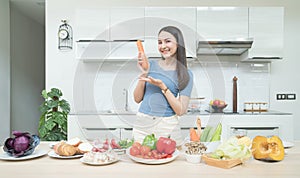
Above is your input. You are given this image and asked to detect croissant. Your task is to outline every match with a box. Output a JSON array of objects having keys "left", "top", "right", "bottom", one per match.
[{"left": 56, "top": 143, "right": 77, "bottom": 156}]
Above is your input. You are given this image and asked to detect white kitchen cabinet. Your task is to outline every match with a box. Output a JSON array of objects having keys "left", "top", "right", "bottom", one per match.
[
  {"left": 248, "top": 7, "right": 284, "bottom": 58},
  {"left": 68, "top": 114, "right": 134, "bottom": 140},
  {"left": 145, "top": 7, "right": 197, "bottom": 58},
  {"left": 75, "top": 8, "right": 144, "bottom": 41},
  {"left": 75, "top": 8, "right": 110, "bottom": 41},
  {"left": 75, "top": 8, "right": 144, "bottom": 61},
  {"left": 110, "top": 7, "right": 145, "bottom": 41},
  {"left": 196, "top": 7, "right": 248, "bottom": 40},
  {"left": 180, "top": 113, "right": 294, "bottom": 141}
]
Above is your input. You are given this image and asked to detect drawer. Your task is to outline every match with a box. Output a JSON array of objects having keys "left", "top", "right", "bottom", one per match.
[
  {"left": 229, "top": 127, "right": 279, "bottom": 139},
  {"left": 81, "top": 128, "right": 120, "bottom": 141}
]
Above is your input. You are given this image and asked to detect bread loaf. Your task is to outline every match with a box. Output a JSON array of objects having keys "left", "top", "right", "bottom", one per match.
[
  {"left": 56, "top": 143, "right": 77, "bottom": 156},
  {"left": 77, "top": 142, "right": 93, "bottom": 154},
  {"left": 53, "top": 141, "right": 65, "bottom": 154},
  {"left": 66, "top": 137, "right": 82, "bottom": 147}
]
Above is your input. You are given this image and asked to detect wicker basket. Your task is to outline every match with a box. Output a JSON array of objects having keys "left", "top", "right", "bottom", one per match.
[{"left": 202, "top": 154, "right": 243, "bottom": 169}]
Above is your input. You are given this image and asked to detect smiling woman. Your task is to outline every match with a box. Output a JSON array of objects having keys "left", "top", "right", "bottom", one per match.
[{"left": 132, "top": 26, "right": 194, "bottom": 146}]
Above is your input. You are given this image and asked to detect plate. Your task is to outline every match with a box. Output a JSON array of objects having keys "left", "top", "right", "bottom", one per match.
[
  {"left": 48, "top": 150, "right": 83, "bottom": 159},
  {"left": 48, "top": 142, "right": 59, "bottom": 149},
  {"left": 0, "top": 149, "right": 48, "bottom": 161},
  {"left": 126, "top": 148, "right": 179, "bottom": 164},
  {"left": 283, "top": 141, "right": 294, "bottom": 148},
  {"left": 113, "top": 148, "right": 126, "bottom": 155},
  {"left": 80, "top": 157, "right": 119, "bottom": 166}
]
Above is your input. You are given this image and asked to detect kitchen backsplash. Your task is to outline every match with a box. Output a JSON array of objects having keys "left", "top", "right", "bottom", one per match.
[{"left": 77, "top": 55, "right": 270, "bottom": 113}]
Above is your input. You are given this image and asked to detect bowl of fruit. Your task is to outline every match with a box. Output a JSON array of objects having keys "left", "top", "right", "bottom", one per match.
[{"left": 209, "top": 99, "right": 227, "bottom": 113}]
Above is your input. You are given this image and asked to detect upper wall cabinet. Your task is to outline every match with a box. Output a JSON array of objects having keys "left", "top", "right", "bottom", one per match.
[
  {"left": 110, "top": 8, "right": 145, "bottom": 41},
  {"left": 75, "top": 8, "right": 145, "bottom": 61},
  {"left": 144, "top": 7, "right": 197, "bottom": 58},
  {"left": 197, "top": 7, "right": 249, "bottom": 40},
  {"left": 75, "top": 8, "right": 110, "bottom": 40},
  {"left": 75, "top": 8, "right": 145, "bottom": 41},
  {"left": 248, "top": 7, "right": 284, "bottom": 58}
]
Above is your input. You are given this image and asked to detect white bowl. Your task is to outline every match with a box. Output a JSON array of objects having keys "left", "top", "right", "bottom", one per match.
[
  {"left": 203, "top": 141, "right": 221, "bottom": 153},
  {"left": 184, "top": 152, "right": 202, "bottom": 164}
]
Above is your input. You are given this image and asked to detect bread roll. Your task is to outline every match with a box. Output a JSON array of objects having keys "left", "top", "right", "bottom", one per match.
[
  {"left": 57, "top": 143, "right": 77, "bottom": 156},
  {"left": 53, "top": 141, "right": 65, "bottom": 154},
  {"left": 77, "top": 142, "right": 93, "bottom": 154},
  {"left": 66, "top": 137, "right": 82, "bottom": 147}
]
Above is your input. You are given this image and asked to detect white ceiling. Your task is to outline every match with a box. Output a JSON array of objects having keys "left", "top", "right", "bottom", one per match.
[{"left": 10, "top": 0, "right": 45, "bottom": 25}]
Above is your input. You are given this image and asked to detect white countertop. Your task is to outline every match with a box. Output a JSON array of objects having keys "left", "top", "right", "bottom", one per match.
[{"left": 1, "top": 141, "right": 300, "bottom": 178}]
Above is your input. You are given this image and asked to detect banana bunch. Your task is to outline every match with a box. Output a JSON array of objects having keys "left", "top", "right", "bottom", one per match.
[{"left": 200, "top": 123, "right": 222, "bottom": 142}]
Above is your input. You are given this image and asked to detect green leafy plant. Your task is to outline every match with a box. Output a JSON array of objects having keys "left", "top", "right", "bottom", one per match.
[{"left": 38, "top": 88, "right": 70, "bottom": 141}]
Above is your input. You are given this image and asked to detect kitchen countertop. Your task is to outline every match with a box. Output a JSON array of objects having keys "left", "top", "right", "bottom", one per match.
[
  {"left": 1, "top": 141, "right": 299, "bottom": 178},
  {"left": 70, "top": 110, "right": 292, "bottom": 116}
]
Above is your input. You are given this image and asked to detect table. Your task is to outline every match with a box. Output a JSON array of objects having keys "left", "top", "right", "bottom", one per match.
[{"left": 1, "top": 142, "right": 300, "bottom": 178}]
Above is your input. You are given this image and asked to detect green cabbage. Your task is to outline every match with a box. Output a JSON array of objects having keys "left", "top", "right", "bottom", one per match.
[{"left": 210, "top": 137, "right": 251, "bottom": 160}]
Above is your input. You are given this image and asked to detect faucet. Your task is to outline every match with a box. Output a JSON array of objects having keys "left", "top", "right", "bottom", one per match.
[{"left": 123, "top": 88, "right": 129, "bottom": 111}]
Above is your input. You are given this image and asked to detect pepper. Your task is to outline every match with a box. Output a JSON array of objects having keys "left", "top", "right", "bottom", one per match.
[
  {"left": 142, "top": 134, "right": 157, "bottom": 150},
  {"left": 156, "top": 137, "right": 176, "bottom": 154}
]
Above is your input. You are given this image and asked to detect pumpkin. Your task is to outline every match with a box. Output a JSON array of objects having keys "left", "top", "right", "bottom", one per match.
[{"left": 251, "top": 135, "right": 285, "bottom": 161}]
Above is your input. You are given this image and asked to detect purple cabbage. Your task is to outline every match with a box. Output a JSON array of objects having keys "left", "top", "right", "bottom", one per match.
[{"left": 3, "top": 131, "right": 40, "bottom": 157}]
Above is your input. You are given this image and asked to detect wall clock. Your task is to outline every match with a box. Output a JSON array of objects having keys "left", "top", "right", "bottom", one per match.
[{"left": 58, "top": 20, "right": 73, "bottom": 50}]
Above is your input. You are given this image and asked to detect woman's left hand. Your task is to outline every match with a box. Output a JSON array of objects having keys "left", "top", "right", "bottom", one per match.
[{"left": 139, "top": 76, "right": 166, "bottom": 89}]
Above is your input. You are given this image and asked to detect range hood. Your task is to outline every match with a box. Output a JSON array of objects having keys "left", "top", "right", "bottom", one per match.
[{"left": 197, "top": 38, "right": 253, "bottom": 55}]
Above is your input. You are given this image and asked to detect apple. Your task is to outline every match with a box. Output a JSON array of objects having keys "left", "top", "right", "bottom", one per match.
[
  {"left": 213, "top": 99, "right": 220, "bottom": 106},
  {"left": 219, "top": 100, "right": 226, "bottom": 107}
]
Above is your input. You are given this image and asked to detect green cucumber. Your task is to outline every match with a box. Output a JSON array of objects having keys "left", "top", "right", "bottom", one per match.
[
  {"left": 211, "top": 123, "right": 222, "bottom": 142},
  {"left": 200, "top": 126, "right": 213, "bottom": 142}
]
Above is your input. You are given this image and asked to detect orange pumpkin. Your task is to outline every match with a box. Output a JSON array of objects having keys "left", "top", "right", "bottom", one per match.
[{"left": 251, "top": 135, "right": 285, "bottom": 161}]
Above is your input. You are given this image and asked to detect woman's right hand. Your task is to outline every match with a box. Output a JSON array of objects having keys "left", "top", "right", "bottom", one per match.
[{"left": 137, "top": 52, "right": 149, "bottom": 72}]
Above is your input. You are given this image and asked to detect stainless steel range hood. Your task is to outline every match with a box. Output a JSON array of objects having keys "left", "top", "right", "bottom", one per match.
[{"left": 197, "top": 38, "right": 253, "bottom": 55}]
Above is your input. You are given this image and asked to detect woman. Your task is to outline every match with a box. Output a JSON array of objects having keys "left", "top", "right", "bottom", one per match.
[{"left": 132, "top": 26, "right": 193, "bottom": 146}]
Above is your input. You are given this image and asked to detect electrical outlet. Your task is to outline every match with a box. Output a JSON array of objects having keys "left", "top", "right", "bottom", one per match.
[
  {"left": 286, "top": 94, "right": 296, "bottom": 100},
  {"left": 276, "top": 93, "right": 296, "bottom": 100},
  {"left": 276, "top": 94, "right": 286, "bottom": 100}
]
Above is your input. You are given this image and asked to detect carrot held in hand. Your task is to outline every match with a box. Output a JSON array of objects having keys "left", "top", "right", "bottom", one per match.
[
  {"left": 136, "top": 40, "right": 144, "bottom": 53},
  {"left": 136, "top": 40, "right": 149, "bottom": 70}
]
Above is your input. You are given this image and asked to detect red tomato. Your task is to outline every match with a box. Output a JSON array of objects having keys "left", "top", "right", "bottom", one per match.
[
  {"left": 130, "top": 146, "right": 140, "bottom": 156},
  {"left": 140, "top": 145, "right": 151, "bottom": 156},
  {"left": 132, "top": 142, "right": 142, "bottom": 149}
]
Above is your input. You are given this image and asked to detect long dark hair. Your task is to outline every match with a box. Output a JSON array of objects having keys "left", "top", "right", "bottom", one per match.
[{"left": 159, "top": 26, "right": 189, "bottom": 91}]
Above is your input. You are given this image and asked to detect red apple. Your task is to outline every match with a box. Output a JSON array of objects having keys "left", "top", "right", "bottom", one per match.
[
  {"left": 213, "top": 100, "right": 220, "bottom": 106},
  {"left": 219, "top": 100, "right": 226, "bottom": 107}
]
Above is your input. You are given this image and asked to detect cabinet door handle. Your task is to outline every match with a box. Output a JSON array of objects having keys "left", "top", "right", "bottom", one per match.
[
  {"left": 181, "top": 127, "right": 204, "bottom": 130},
  {"left": 123, "top": 128, "right": 133, "bottom": 131},
  {"left": 84, "top": 128, "right": 118, "bottom": 131}
]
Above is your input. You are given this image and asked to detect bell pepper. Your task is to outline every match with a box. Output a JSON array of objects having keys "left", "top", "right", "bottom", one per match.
[
  {"left": 142, "top": 134, "right": 157, "bottom": 150},
  {"left": 156, "top": 137, "right": 176, "bottom": 154}
]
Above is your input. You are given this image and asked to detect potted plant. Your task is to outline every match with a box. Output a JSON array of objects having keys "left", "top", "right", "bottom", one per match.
[{"left": 38, "top": 88, "right": 70, "bottom": 141}]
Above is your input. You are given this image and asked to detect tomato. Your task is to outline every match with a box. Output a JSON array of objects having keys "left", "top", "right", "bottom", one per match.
[
  {"left": 132, "top": 142, "right": 142, "bottom": 149},
  {"left": 151, "top": 150, "right": 159, "bottom": 159},
  {"left": 140, "top": 145, "right": 151, "bottom": 156},
  {"left": 130, "top": 146, "right": 140, "bottom": 156}
]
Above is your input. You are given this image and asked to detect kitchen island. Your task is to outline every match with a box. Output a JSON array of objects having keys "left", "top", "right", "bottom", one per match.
[{"left": 1, "top": 142, "right": 299, "bottom": 178}]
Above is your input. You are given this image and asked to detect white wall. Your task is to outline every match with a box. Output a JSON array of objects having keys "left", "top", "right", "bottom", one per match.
[
  {"left": 46, "top": 0, "right": 300, "bottom": 140},
  {"left": 0, "top": 0, "right": 10, "bottom": 143},
  {"left": 10, "top": 4, "right": 45, "bottom": 135}
]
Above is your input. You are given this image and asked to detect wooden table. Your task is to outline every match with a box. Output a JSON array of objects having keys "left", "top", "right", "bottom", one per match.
[{"left": 1, "top": 142, "right": 300, "bottom": 178}]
